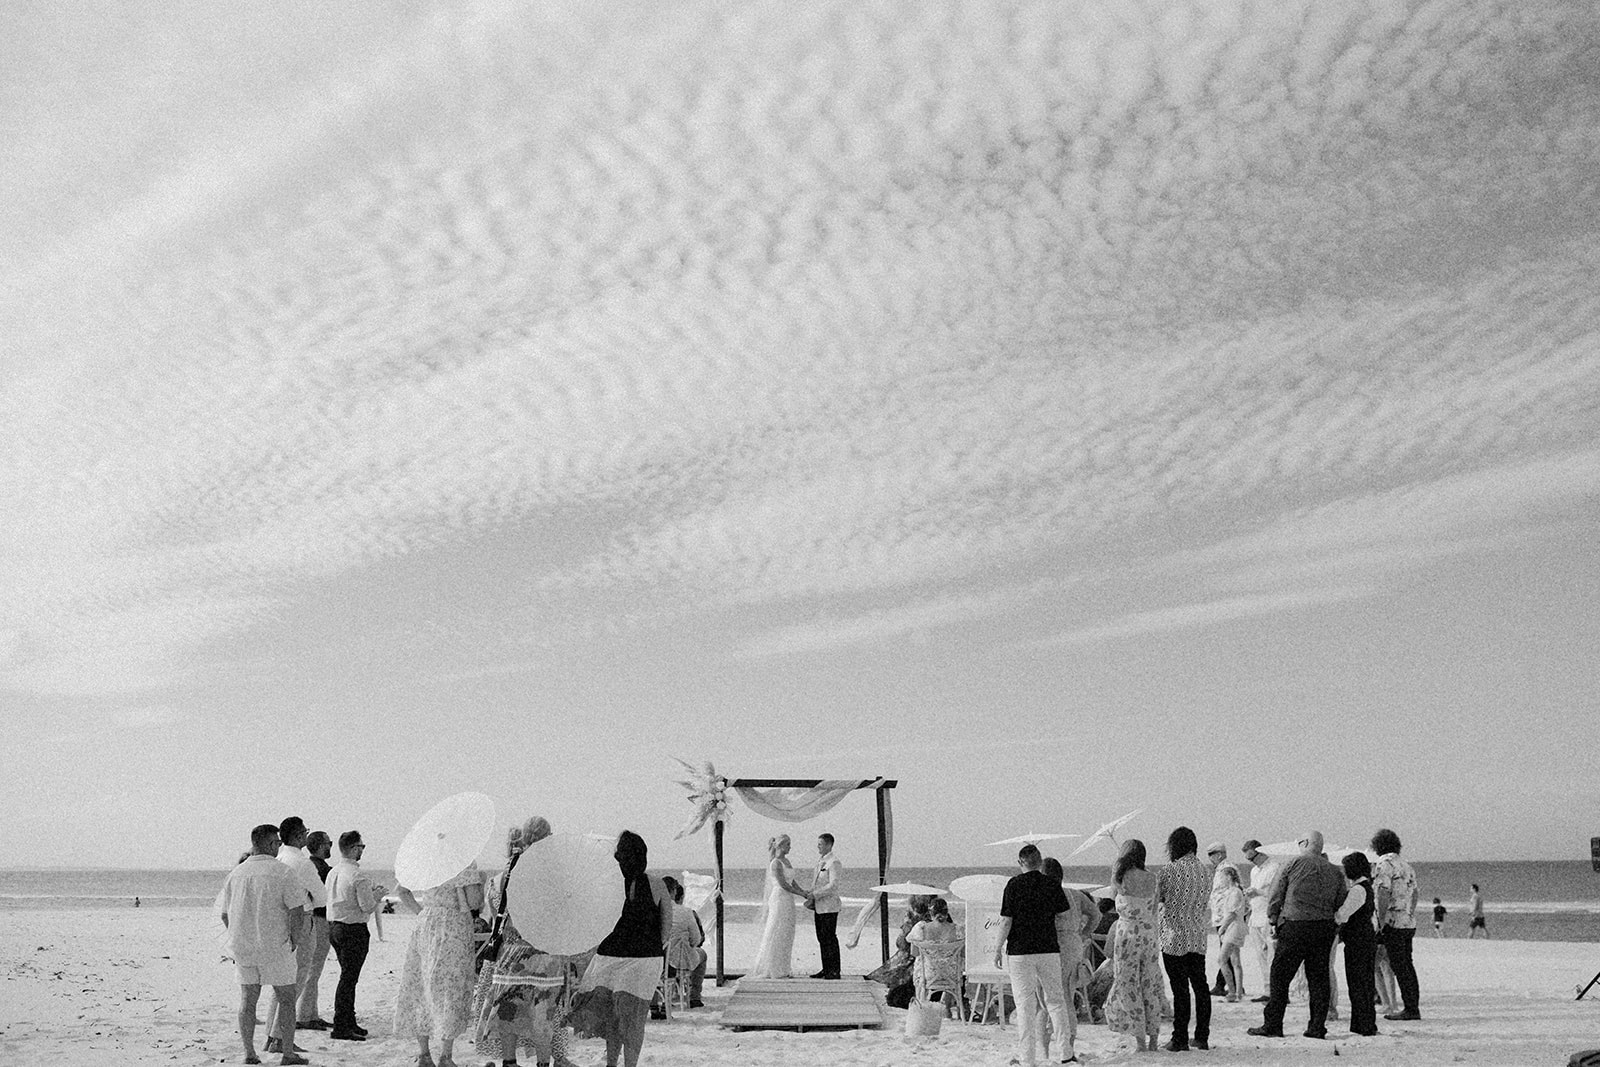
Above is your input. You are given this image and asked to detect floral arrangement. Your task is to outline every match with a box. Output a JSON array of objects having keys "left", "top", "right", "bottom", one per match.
[{"left": 672, "top": 758, "right": 732, "bottom": 839}]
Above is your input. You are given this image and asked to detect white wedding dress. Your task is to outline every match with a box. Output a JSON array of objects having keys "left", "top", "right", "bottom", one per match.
[{"left": 747, "top": 858, "right": 797, "bottom": 979}]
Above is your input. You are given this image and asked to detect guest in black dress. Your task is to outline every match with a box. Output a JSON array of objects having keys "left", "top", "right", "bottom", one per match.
[{"left": 1339, "top": 852, "right": 1379, "bottom": 1037}]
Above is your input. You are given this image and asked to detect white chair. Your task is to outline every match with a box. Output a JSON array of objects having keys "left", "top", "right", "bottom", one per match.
[
  {"left": 912, "top": 939, "right": 966, "bottom": 1018},
  {"left": 661, "top": 934, "right": 700, "bottom": 1016}
]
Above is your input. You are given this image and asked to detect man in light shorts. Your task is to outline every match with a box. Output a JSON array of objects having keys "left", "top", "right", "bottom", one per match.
[{"left": 219, "top": 823, "right": 310, "bottom": 1066}]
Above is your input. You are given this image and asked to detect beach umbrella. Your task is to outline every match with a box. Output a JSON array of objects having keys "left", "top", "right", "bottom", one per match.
[
  {"left": 1067, "top": 808, "right": 1143, "bottom": 858},
  {"left": 870, "top": 881, "right": 946, "bottom": 896},
  {"left": 506, "top": 831, "right": 625, "bottom": 956},
  {"left": 985, "top": 831, "right": 1082, "bottom": 847},
  {"left": 1257, "top": 839, "right": 1365, "bottom": 860},
  {"left": 948, "top": 873, "right": 1012, "bottom": 903},
  {"left": 393, "top": 791, "right": 497, "bottom": 892}
]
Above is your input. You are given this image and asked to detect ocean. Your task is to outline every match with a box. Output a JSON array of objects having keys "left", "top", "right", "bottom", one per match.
[{"left": 4, "top": 861, "right": 1596, "bottom": 943}]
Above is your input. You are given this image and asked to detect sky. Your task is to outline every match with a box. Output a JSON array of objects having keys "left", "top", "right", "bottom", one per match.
[{"left": 2, "top": 0, "right": 1598, "bottom": 873}]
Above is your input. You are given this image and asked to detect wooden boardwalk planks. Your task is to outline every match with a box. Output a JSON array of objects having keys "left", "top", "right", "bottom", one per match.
[{"left": 718, "top": 977, "right": 888, "bottom": 1031}]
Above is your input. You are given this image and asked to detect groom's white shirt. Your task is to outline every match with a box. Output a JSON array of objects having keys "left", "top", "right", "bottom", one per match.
[{"left": 812, "top": 851, "right": 843, "bottom": 915}]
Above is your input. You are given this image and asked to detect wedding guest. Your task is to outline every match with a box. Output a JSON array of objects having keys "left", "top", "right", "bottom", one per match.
[
  {"left": 1336, "top": 852, "right": 1379, "bottom": 1037},
  {"left": 1211, "top": 864, "right": 1248, "bottom": 1002},
  {"left": 1204, "top": 841, "right": 1230, "bottom": 995},
  {"left": 394, "top": 860, "right": 485, "bottom": 1067},
  {"left": 1248, "top": 831, "right": 1346, "bottom": 1041},
  {"left": 569, "top": 830, "right": 671, "bottom": 1067},
  {"left": 993, "top": 844, "right": 1074, "bottom": 1066},
  {"left": 1041, "top": 856, "right": 1094, "bottom": 1036},
  {"left": 265, "top": 817, "right": 325, "bottom": 1057},
  {"left": 808, "top": 833, "right": 844, "bottom": 979},
  {"left": 326, "top": 831, "right": 384, "bottom": 1041},
  {"left": 1371, "top": 828, "right": 1421, "bottom": 1021},
  {"left": 867, "top": 895, "right": 933, "bottom": 1008},
  {"left": 1241, "top": 839, "right": 1279, "bottom": 1004},
  {"left": 219, "top": 823, "right": 309, "bottom": 1066},
  {"left": 1104, "top": 839, "right": 1162, "bottom": 1053},
  {"left": 296, "top": 831, "right": 334, "bottom": 1031},
  {"left": 1155, "top": 826, "right": 1212, "bottom": 1051},
  {"left": 472, "top": 817, "right": 574, "bottom": 1067},
  {"left": 662, "top": 875, "right": 708, "bottom": 1008}
]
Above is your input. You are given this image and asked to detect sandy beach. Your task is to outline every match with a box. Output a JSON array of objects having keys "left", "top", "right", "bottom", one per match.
[{"left": 3, "top": 907, "right": 1597, "bottom": 1066}]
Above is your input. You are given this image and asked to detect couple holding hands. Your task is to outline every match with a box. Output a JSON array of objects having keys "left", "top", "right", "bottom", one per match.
[{"left": 748, "top": 832, "right": 843, "bottom": 979}]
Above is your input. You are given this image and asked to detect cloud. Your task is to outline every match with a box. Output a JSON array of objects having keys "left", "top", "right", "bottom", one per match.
[
  {"left": 2, "top": 2, "right": 1599, "bottom": 695},
  {"left": 1022, "top": 587, "right": 1371, "bottom": 649}
]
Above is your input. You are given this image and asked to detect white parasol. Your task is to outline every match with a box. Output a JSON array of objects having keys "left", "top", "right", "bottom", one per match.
[
  {"left": 984, "top": 832, "right": 1082, "bottom": 847},
  {"left": 869, "top": 882, "right": 946, "bottom": 896},
  {"left": 506, "top": 831, "right": 625, "bottom": 956},
  {"left": 393, "top": 791, "right": 497, "bottom": 892},
  {"left": 948, "top": 873, "right": 1013, "bottom": 904},
  {"left": 1258, "top": 839, "right": 1368, "bottom": 861},
  {"left": 679, "top": 870, "right": 719, "bottom": 917},
  {"left": 1067, "top": 808, "right": 1143, "bottom": 858}
]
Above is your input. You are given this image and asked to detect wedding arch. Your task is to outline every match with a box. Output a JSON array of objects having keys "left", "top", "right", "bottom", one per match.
[{"left": 673, "top": 762, "right": 899, "bottom": 984}]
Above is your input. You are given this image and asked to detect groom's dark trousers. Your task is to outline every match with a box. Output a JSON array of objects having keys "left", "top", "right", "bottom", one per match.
[{"left": 815, "top": 912, "right": 840, "bottom": 978}]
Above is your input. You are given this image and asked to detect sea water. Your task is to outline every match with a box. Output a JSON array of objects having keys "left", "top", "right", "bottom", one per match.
[{"left": 4, "top": 861, "right": 1597, "bottom": 942}]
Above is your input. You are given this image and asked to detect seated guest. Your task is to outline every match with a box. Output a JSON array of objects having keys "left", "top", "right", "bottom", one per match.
[
  {"left": 661, "top": 875, "right": 708, "bottom": 1009},
  {"left": 907, "top": 899, "right": 964, "bottom": 1013},
  {"left": 866, "top": 895, "right": 934, "bottom": 1008}
]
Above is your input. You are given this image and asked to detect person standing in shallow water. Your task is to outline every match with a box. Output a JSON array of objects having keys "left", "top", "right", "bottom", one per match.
[{"left": 1468, "top": 884, "right": 1489, "bottom": 939}]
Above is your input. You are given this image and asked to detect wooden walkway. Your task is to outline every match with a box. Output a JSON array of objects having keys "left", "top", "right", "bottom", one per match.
[{"left": 718, "top": 977, "right": 888, "bottom": 1031}]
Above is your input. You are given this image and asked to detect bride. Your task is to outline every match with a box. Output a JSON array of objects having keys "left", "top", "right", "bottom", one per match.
[{"left": 746, "top": 834, "right": 808, "bottom": 979}]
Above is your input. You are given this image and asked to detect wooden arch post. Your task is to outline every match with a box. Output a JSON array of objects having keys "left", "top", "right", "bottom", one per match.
[{"left": 712, "top": 777, "right": 898, "bottom": 986}]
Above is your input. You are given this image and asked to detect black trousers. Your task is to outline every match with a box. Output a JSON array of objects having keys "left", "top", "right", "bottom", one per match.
[
  {"left": 1378, "top": 925, "right": 1419, "bottom": 1013},
  {"left": 1343, "top": 933, "right": 1377, "bottom": 1033},
  {"left": 328, "top": 921, "right": 370, "bottom": 1032},
  {"left": 1262, "top": 920, "right": 1337, "bottom": 1036},
  {"left": 814, "top": 911, "right": 840, "bottom": 977},
  {"left": 1161, "top": 951, "right": 1211, "bottom": 1045}
]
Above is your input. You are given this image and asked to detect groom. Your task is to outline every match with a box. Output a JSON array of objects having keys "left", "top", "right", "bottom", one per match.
[{"left": 807, "top": 833, "right": 843, "bottom": 979}]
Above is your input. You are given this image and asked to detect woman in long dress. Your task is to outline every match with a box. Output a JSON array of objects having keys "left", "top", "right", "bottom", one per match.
[
  {"left": 394, "top": 863, "right": 486, "bottom": 1067},
  {"left": 1103, "top": 838, "right": 1164, "bottom": 1053},
  {"left": 746, "top": 834, "right": 807, "bottom": 979},
  {"left": 567, "top": 830, "right": 671, "bottom": 1067}
]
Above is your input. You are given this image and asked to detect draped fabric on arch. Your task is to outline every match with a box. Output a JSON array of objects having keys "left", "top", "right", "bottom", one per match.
[{"left": 733, "top": 778, "right": 893, "bottom": 862}]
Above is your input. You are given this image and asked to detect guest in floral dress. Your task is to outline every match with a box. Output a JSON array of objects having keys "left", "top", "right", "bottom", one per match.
[
  {"left": 1104, "top": 839, "right": 1164, "bottom": 1052},
  {"left": 394, "top": 863, "right": 485, "bottom": 1067},
  {"left": 472, "top": 817, "right": 578, "bottom": 1067}
]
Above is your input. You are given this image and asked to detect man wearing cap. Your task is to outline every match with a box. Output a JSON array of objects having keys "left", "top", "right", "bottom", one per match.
[
  {"left": 1247, "top": 831, "right": 1347, "bottom": 1040},
  {"left": 1241, "top": 839, "right": 1278, "bottom": 1004},
  {"left": 1204, "top": 841, "right": 1238, "bottom": 997}
]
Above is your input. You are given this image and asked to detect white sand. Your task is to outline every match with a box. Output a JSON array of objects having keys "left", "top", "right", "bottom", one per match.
[{"left": 3, "top": 908, "right": 1598, "bottom": 1066}]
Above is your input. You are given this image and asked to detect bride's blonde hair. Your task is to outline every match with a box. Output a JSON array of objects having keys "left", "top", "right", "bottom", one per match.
[{"left": 768, "top": 834, "right": 790, "bottom": 859}]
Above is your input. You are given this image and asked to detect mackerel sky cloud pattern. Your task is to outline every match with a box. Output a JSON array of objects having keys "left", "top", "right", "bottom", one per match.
[{"left": 2, "top": 1, "right": 1598, "bottom": 864}]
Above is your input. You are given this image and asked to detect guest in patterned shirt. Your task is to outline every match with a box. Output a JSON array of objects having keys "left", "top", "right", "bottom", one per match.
[
  {"left": 1154, "top": 826, "right": 1212, "bottom": 1052},
  {"left": 1371, "top": 828, "right": 1421, "bottom": 1021}
]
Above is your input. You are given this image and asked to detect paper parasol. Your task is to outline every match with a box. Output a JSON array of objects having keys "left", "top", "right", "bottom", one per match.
[
  {"left": 1258, "top": 839, "right": 1363, "bottom": 860},
  {"left": 1067, "top": 808, "right": 1143, "bottom": 858},
  {"left": 393, "top": 791, "right": 496, "bottom": 891},
  {"left": 679, "top": 870, "right": 720, "bottom": 916},
  {"left": 948, "top": 873, "right": 1012, "bottom": 904},
  {"left": 506, "top": 832, "right": 625, "bottom": 956},
  {"left": 984, "top": 832, "right": 1082, "bottom": 846},
  {"left": 869, "top": 882, "right": 946, "bottom": 896}
]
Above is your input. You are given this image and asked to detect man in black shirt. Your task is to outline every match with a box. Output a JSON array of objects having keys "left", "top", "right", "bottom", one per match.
[{"left": 994, "top": 844, "right": 1076, "bottom": 1065}]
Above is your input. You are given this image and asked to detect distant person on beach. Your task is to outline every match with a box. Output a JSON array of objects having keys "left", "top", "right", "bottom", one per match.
[
  {"left": 1371, "top": 828, "right": 1421, "bottom": 1021},
  {"left": 1242, "top": 839, "right": 1279, "bottom": 1004},
  {"left": 133, "top": 896, "right": 140, "bottom": 907},
  {"left": 807, "top": 832, "right": 844, "bottom": 979},
  {"left": 393, "top": 855, "right": 484, "bottom": 1067},
  {"left": 297, "top": 831, "right": 333, "bottom": 1031},
  {"left": 1432, "top": 898, "right": 1447, "bottom": 936},
  {"left": 1105, "top": 838, "right": 1163, "bottom": 1054},
  {"left": 994, "top": 843, "right": 1074, "bottom": 1065},
  {"left": 569, "top": 830, "right": 671, "bottom": 1067},
  {"left": 265, "top": 816, "right": 325, "bottom": 1057},
  {"left": 1336, "top": 851, "right": 1380, "bottom": 1037},
  {"left": 1156, "top": 826, "right": 1212, "bottom": 1052},
  {"left": 326, "top": 830, "right": 384, "bottom": 1042},
  {"left": 218, "top": 822, "right": 309, "bottom": 1066},
  {"left": 1468, "top": 884, "right": 1488, "bottom": 938},
  {"left": 1247, "top": 830, "right": 1346, "bottom": 1041}
]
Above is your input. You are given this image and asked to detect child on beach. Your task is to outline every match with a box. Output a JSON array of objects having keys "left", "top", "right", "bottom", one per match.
[{"left": 1432, "top": 898, "right": 1447, "bottom": 937}]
